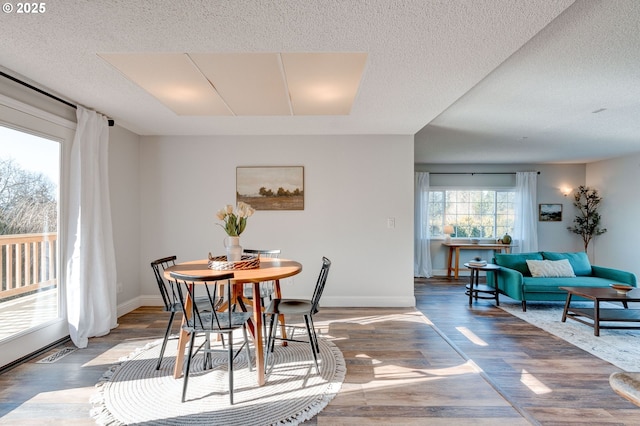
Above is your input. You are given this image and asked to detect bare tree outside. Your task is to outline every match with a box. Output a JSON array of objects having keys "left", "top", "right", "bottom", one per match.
[
  {"left": 0, "top": 157, "right": 57, "bottom": 235},
  {"left": 0, "top": 126, "right": 60, "bottom": 310}
]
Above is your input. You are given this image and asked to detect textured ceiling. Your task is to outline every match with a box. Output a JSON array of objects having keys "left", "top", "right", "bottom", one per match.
[
  {"left": 415, "top": 0, "right": 640, "bottom": 164},
  {"left": 2, "top": 0, "right": 637, "bottom": 164}
]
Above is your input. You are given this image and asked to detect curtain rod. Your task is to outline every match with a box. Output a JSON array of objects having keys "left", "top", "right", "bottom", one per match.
[
  {"left": 430, "top": 171, "right": 540, "bottom": 175},
  {"left": 0, "top": 71, "right": 114, "bottom": 127}
]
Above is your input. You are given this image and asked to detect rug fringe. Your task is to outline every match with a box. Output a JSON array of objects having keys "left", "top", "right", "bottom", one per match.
[
  {"left": 90, "top": 339, "right": 164, "bottom": 426},
  {"left": 90, "top": 337, "right": 345, "bottom": 425},
  {"left": 269, "top": 339, "right": 347, "bottom": 425}
]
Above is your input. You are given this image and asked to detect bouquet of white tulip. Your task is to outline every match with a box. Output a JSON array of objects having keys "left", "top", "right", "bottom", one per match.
[{"left": 216, "top": 201, "right": 255, "bottom": 236}]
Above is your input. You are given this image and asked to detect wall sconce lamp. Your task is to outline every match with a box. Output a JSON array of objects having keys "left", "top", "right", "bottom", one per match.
[
  {"left": 560, "top": 186, "right": 573, "bottom": 197},
  {"left": 443, "top": 224, "right": 455, "bottom": 243}
]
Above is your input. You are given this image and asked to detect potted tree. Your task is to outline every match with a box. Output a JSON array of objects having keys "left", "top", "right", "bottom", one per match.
[{"left": 567, "top": 185, "right": 607, "bottom": 252}]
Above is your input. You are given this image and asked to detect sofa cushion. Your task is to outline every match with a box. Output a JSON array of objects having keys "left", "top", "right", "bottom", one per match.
[
  {"left": 495, "top": 252, "right": 543, "bottom": 276},
  {"left": 526, "top": 259, "right": 576, "bottom": 278},
  {"left": 522, "top": 276, "right": 620, "bottom": 292},
  {"left": 541, "top": 251, "right": 592, "bottom": 276}
]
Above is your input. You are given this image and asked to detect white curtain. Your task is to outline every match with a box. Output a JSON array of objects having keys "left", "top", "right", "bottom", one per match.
[
  {"left": 513, "top": 171, "right": 538, "bottom": 253},
  {"left": 414, "top": 172, "right": 432, "bottom": 277},
  {"left": 65, "top": 106, "right": 118, "bottom": 348}
]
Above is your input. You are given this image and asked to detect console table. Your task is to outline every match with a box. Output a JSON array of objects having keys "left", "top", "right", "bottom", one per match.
[{"left": 443, "top": 242, "right": 512, "bottom": 279}]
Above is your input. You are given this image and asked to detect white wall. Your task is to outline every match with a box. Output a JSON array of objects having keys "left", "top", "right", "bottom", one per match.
[
  {"left": 536, "top": 163, "right": 586, "bottom": 253},
  {"left": 138, "top": 134, "right": 415, "bottom": 307},
  {"left": 586, "top": 153, "right": 640, "bottom": 278},
  {"left": 108, "top": 125, "right": 142, "bottom": 315},
  {"left": 415, "top": 163, "right": 586, "bottom": 275}
]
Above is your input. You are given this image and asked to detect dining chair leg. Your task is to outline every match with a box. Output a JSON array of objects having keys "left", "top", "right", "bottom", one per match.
[
  {"left": 278, "top": 313, "right": 287, "bottom": 343},
  {"left": 204, "top": 334, "right": 212, "bottom": 370},
  {"left": 262, "top": 319, "right": 267, "bottom": 343},
  {"left": 308, "top": 315, "right": 320, "bottom": 353},
  {"left": 156, "top": 311, "right": 176, "bottom": 370},
  {"left": 271, "top": 313, "right": 280, "bottom": 353},
  {"left": 273, "top": 281, "right": 288, "bottom": 344},
  {"left": 219, "top": 333, "right": 226, "bottom": 349},
  {"left": 236, "top": 296, "right": 248, "bottom": 315},
  {"left": 182, "top": 332, "right": 196, "bottom": 403},
  {"left": 242, "top": 325, "right": 252, "bottom": 372},
  {"left": 304, "top": 315, "right": 320, "bottom": 375},
  {"left": 289, "top": 325, "right": 297, "bottom": 340},
  {"left": 261, "top": 296, "right": 269, "bottom": 338},
  {"left": 264, "top": 314, "right": 273, "bottom": 370},
  {"left": 265, "top": 313, "right": 278, "bottom": 370},
  {"left": 228, "top": 331, "right": 234, "bottom": 405}
]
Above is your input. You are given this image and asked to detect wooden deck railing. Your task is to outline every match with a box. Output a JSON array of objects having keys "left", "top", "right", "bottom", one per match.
[{"left": 0, "top": 233, "right": 57, "bottom": 300}]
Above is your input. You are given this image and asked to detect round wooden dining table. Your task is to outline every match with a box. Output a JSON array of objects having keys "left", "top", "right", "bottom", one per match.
[{"left": 164, "top": 257, "right": 302, "bottom": 386}]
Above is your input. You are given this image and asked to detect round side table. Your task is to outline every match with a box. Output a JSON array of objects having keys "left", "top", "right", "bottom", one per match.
[{"left": 464, "top": 263, "right": 501, "bottom": 306}]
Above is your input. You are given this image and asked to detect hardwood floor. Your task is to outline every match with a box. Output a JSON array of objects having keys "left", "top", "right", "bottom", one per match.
[{"left": 0, "top": 278, "right": 638, "bottom": 425}]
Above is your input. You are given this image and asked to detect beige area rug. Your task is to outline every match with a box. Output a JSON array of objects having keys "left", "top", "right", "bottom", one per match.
[
  {"left": 499, "top": 300, "right": 640, "bottom": 372},
  {"left": 91, "top": 335, "right": 345, "bottom": 425}
]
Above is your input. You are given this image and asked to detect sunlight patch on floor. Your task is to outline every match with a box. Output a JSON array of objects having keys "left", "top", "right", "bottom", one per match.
[
  {"left": 520, "top": 369, "right": 552, "bottom": 394},
  {"left": 423, "top": 359, "right": 483, "bottom": 376},
  {"left": 456, "top": 326, "right": 488, "bottom": 346}
]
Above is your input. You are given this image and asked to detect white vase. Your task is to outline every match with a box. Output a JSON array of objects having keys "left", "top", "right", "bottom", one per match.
[{"left": 224, "top": 236, "right": 243, "bottom": 262}]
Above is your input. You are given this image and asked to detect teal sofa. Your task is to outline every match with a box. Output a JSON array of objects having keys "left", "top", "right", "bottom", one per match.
[{"left": 486, "top": 251, "right": 637, "bottom": 311}]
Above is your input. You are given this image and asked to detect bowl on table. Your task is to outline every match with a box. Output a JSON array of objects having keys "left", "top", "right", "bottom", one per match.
[{"left": 610, "top": 284, "right": 634, "bottom": 295}]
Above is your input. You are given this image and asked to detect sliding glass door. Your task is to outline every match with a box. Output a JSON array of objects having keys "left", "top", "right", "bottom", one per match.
[{"left": 0, "top": 101, "right": 74, "bottom": 368}]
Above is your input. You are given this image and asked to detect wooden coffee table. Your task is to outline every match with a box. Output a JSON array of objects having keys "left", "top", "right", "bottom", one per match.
[{"left": 560, "top": 286, "right": 640, "bottom": 336}]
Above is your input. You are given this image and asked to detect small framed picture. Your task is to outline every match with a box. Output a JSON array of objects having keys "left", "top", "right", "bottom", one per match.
[{"left": 539, "top": 203, "right": 562, "bottom": 222}]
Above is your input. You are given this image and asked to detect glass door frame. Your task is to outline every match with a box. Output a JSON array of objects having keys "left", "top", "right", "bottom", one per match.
[{"left": 0, "top": 95, "right": 74, "bottom": 369}]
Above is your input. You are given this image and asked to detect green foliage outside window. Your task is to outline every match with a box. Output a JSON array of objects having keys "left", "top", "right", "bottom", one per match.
[{"left": 429, "top": 189, "right": 515, "bottom": 239}]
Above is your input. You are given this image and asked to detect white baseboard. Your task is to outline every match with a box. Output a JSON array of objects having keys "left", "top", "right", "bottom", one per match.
[
  {"left": 116, "top": 295, "right": 163, "bottom": 318},
  {"left": 117, "top": 294, "right": 415, "bottom": 315},
  {"left": 138, "top": 295, "right": 164, "bottom": 307},
  {"left": 116, "top": 297, "right": 141, "bottom": 318},
  {"left": 320, "top": 295, "right": 415, "bottom": 307},
  {"left": 431, "top": 268, "right": 482, "bottom": 278}
]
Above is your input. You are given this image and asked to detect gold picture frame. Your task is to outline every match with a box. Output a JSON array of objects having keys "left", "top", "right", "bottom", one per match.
[{"left": 236, "top": 166, "right": 304, "bottom": 210}]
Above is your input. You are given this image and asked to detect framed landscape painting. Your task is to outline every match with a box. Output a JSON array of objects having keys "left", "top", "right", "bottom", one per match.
[
  {"left": 539, "top": 203, "right": 562, "bottom": 222},
  {"left": 236, "top": 166, "right": 304, "bottom": 210}
]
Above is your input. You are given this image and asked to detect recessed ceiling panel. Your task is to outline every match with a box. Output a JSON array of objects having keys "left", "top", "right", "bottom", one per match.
[
  {"left": 282, "top": 53, "right": 367, "bottom": 115},
  {"left": 98, "top": 53, "right": 232, "bottom": 116},
  {"left": 101, "top": 52, "right": 367, "bottom": 117},
  {"left": 189, "top": 53, "right": 291, "bottom": 115}
]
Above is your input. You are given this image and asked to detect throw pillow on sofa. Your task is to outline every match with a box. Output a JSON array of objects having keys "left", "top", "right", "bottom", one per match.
[
  {"left": 526, "top": 259, "right": 576, "bottom": 278},
  {"left": 541, "top": 251, "right": 592, "bottom": 276},
  {"left": 495, "top": 252, "right": 543, "bottom": 276}
]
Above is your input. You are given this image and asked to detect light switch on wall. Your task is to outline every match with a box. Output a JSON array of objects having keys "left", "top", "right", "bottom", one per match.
[{"left": 387, "top": 217, "right": 395, "bottom": 228}]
